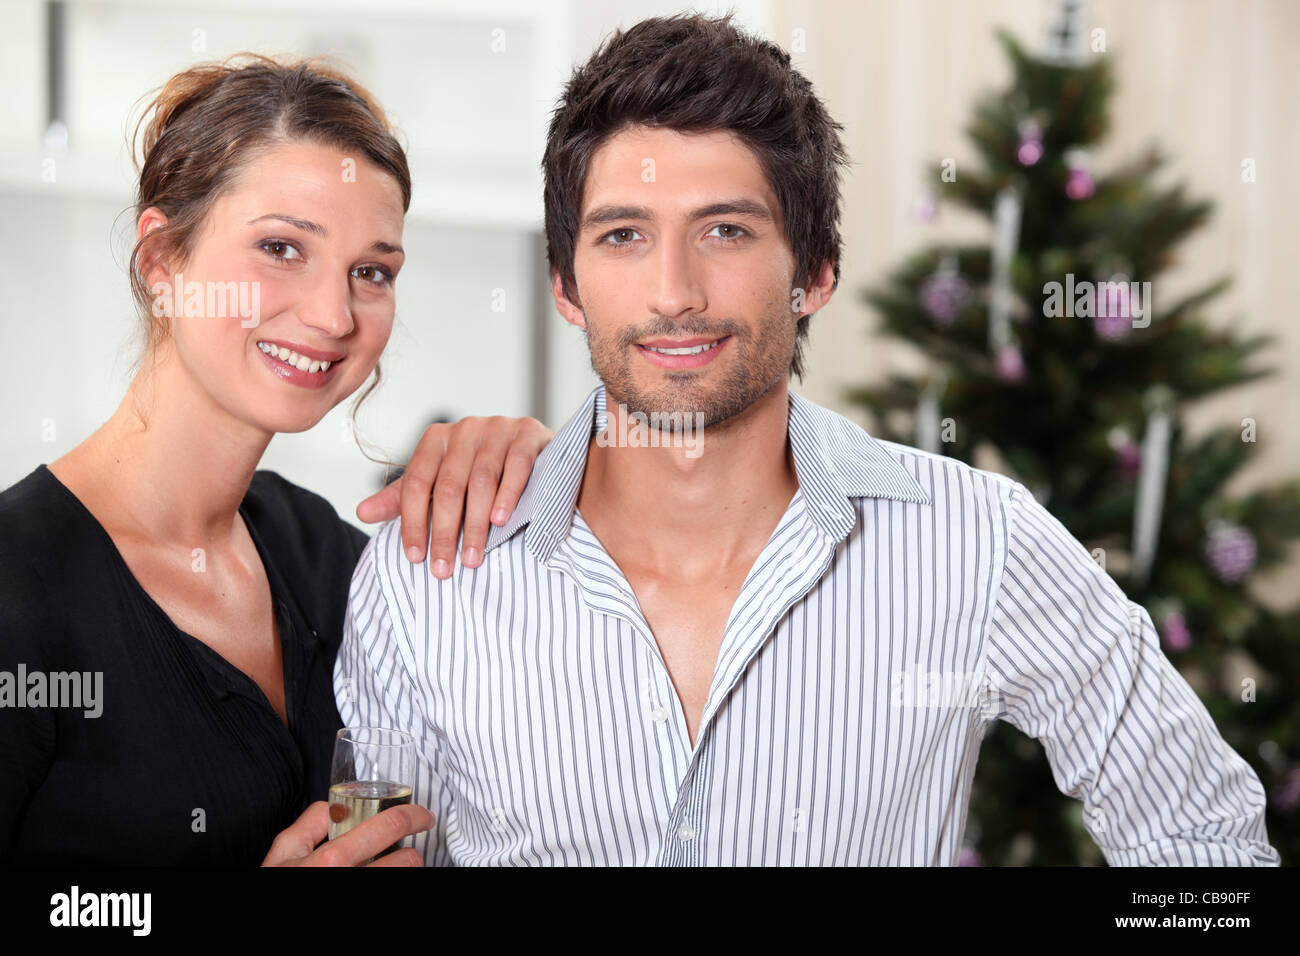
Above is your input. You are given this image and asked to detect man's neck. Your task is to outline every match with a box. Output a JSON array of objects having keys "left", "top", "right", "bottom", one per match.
[{"left": 575, "top": 382, "right": 799, "bottom": 579}]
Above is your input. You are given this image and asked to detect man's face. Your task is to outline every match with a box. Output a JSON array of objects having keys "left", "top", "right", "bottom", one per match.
[{"left": 559, "top": 126, "right": 803, "bottom": 429}]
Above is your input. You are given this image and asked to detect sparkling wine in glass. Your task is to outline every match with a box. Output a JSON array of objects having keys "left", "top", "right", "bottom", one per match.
[{"left": 328, "top": 727, "right": 415, "bottom": 861}]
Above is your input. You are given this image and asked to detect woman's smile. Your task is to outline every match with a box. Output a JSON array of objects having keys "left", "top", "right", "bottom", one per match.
[{"left": 256, "top": 339, "right": 345, "bottom": 388}]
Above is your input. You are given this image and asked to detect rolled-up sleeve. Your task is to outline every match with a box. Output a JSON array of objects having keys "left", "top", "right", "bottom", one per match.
[
  {"left": 983, "top": 482, "right": 1279, "bottom": 866},
  {"left": 333, "top": 520, "right": 459, "bottom": 866}
]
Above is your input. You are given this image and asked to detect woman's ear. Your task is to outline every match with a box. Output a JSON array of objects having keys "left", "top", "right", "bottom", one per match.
[
  {"left": 136, "top": 206, "right": 173, "bottom": 302},
  {"left": 551, "top": 269, "right": 586, "bottom": 331}
]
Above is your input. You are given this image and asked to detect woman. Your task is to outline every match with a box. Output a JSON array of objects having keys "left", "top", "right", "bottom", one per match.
[{"left": 0, "top": 54, "right": 551, "bottom": 865}]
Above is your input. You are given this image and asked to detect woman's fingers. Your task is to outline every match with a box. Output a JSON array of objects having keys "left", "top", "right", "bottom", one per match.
[
  {"left": 459, "top": 417, "right": 516, "bottom": 569},
  {"left": 355, "top": 475, "right": 402, "bottom": 525},
  {"left": 302, "top": 804, "right": 435, "bottom": 867},
  {"left": 364, "top": 415, "right": 553, "bottom": 577},
  {"left": 260, "top": 801, "right": 331, "bottom": 866},
  {"left": 492, "top": 418, "right": 551, "bottom": 527},
  {"left": 366, "top": 847, "right": 424, "bottom": 867},
  {"left": 262, "top": 801, "right": 435, "bottom": 867},
  {"left": 396, "top": 423, "right": 454, "bottom": 565}
]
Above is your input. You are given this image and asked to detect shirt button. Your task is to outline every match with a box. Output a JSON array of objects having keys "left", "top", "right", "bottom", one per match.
[
  {"left": 650, "top": 706, "right": 668, "bottom": 723},
  {"left": 676, "top": 822, "right": 695, "bottom": 842}
]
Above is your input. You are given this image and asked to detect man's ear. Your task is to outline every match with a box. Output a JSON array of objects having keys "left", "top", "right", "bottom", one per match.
[
  {"left": 551, "top": 268, "right": 586, "bottom": 331},
  {"left": 136, "top": 206, "right": 173, "bottom": 297},
  {"left": 796, "top": 258, "right": 837, "bottom": 316}
]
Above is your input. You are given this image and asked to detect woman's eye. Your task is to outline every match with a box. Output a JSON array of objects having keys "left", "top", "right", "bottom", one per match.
[
  {"left": 261, "top": 239, "right": 302, "bottom": 262},
  {"left": 708, "top": 223, "right": 747, "bottom": 240},
  {"left": 351, "top": 265, "right": 394, "bottom": 288},
  {"left": 604, "top": 227, "right": 642, "bottom": 245}
]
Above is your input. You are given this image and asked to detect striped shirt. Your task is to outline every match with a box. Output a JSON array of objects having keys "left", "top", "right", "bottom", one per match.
[{"left": 334, "top": 385, "right": 1279, "bottom": 866}]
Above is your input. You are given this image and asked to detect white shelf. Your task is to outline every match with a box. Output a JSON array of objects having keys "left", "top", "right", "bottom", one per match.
[{"left": 2, "top": 0, "right": 572, "bottom": 234}]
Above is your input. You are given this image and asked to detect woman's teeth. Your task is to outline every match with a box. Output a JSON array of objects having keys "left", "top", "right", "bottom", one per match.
[
  {"left": 644, "top": 339, "right": 723, "bottom": 355},
  {"left": 257, "top": 341, "right": 332, "bottom": 373}
]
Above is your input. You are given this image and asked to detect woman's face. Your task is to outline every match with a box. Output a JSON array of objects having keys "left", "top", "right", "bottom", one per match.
[{"left": 144, "top": 139, "right": 405, "bottom": 434}]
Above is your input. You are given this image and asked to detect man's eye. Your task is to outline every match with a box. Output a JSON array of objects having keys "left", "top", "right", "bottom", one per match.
[
  {"left": 603, "top": 227, "right": 642, "bottom": 245},
  {"left": 261, "top": 239, "right": 303, "bottom": 261},
  {"left": 708, "top": 223, "right": 747, "bottom": 240}
]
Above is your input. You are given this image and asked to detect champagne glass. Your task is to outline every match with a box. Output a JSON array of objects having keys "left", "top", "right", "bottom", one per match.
[{"left": 328, "top": 727, "right": 415, "bottom": 861}]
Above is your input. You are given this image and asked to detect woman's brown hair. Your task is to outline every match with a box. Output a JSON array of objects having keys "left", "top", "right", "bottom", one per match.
[{"left": 126, "top": 52, "right": 410, "bottom": 427}]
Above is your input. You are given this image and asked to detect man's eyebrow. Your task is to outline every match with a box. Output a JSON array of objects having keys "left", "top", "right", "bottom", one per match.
[
  {"left": 247, "top": 214, "right": 403, "bottom": 256},
  {"left": 689, "top": 199, "right": 774, "bottom": 222},
  {"left": 580, "top": 199, "right": 775, "bottom": 230},
  {"left": 581, "top": 205, "right": 653, "bottom": 229}
]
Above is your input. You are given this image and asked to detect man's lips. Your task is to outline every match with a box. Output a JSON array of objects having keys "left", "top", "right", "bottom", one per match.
[
  {"left": 635, "top": 335, "right": 731, "bottom": 369},
  {"left": 638, "top": 336, "right": 724, "bottom": 349}
]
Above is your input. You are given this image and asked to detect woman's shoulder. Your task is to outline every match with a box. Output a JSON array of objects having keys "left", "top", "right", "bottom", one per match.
[
  {"left": 243, "top": 471, "right": 371, "bottom": 651},
  {"left": 0, "top": 465, "right": 85, "bottom": 561},
  {"left": 0, "top": 466, "right": 73, "bottom": 642}
]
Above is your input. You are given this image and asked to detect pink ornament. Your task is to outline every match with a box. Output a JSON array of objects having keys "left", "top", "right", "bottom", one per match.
[
  {"left": 1116, "top": 441, "right": 1141, "bottom": 477},
  {"left": 1161, "top": 611, "right": 1191, "bottom": 652},
  {"left": 1094, "top": 310, "right": 1130, "bottom": 340},
  {"left": 1108, "top": 427, "right": 1142, "bottom": 477},
  {"left": 1271, "top": 767, "right": 1300, "bottom": 812},
  {"left": 1017, "top": 119, "right": 1043, "bottom": 167},
  {"left": 1064, "top": 147, "right": 1095, "bottom": 200},
  {"left": 995, "top": 343, "right": 1025, "bottom": 382},
  {"left": 912, "top": 192, "right": 938, "bottom": 223},
  {"left": 1094, "top": 277, "right": 1132, "bottom": 340},
  {"left": 1066, "top": 167, "right": 1095, "bottom": 199},
  {"left": 919, "top": 266, "right": 971, "bottom": 326},
  {"left": 1204, "top": 523, "right": 1257, "bottom": 583}
]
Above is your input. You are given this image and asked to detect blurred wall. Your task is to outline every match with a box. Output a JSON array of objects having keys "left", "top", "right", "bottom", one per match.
[{"left": 1, "top": 0, "right": 1295, "bottom": 604}]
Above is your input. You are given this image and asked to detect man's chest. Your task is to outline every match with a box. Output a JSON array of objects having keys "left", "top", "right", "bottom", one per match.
[
  {"left": 421, "top": 545, "right": 1000, "bottom": 864},
  {"left": 624, "top": 568, "right": 748, "bottom": 750}
]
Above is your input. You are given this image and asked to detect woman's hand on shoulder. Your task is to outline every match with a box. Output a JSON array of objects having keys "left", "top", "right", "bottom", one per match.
[{"left": 354, "top": 415, "right": 553, "bottom": 579}]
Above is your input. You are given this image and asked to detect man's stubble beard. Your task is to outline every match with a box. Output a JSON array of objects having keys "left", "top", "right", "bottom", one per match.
[{"left": 583, "top": 296, "right": 797, "bottom": 432}]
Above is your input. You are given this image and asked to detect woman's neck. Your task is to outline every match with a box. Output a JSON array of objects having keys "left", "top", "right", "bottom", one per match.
[{"left": 52, "top": 347, "right": 273, "bottom": 550}]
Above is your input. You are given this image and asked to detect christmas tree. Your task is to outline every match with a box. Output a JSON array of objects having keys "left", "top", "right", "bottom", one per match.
[{"left": 849, "top": 20, "right": 1300, "bottom": 865}]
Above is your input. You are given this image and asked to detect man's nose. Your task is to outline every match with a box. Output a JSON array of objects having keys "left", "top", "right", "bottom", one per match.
[{"left": 646, "top": 237, "right": 707, "bottom": 319}]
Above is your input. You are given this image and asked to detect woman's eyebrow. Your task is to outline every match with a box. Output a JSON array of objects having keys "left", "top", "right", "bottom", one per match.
[
  {"left": 247, "top": 213, "right": 403, "bottom": 255},
  {"left": 247, "top": 213, "right": 324, "bottom": 234}
]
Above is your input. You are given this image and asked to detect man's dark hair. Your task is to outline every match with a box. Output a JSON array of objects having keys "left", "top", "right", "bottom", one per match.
[{"left": 542, "top": 13, "right": 850, "bottom": 380}]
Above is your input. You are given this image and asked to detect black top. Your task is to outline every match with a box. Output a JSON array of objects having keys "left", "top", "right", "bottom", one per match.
[{"left": 0, "top": 465, "right": 368, "bottom": 865}]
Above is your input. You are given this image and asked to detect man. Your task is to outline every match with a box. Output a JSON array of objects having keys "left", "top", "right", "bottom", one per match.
[{"left": 335, "top": 14, "right": 1278, "bottom": 865}]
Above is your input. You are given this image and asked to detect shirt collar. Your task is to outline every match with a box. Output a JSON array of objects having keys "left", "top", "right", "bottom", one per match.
[{"left": 485, "top": 384, "right": 931, "bottom": 563}]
